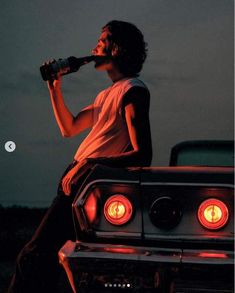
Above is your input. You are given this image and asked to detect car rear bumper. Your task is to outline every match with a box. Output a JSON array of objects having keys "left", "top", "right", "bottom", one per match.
[{"left": 59, "top": 240, "right": 234, "bottom": 292}]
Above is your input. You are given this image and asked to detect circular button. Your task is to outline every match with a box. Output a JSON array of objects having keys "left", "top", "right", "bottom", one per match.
[
  {"left": 149, "top": 196, "right": 182, "bottom": 230},
  {"left": 5, "top": 141, "right": 16, "bottom": 152}
]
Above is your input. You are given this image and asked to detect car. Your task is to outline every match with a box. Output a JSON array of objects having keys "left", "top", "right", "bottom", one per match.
[{"left": 59, "top": 140, "right": 234, "bottom": 293}]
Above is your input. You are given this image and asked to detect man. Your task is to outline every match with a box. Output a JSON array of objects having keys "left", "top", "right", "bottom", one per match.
[{"left": 8, "top": 20, "right": 152, "bottom": 292}]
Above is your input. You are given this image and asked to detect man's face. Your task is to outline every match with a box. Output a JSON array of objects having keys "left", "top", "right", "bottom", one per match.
[
  {"left": 92, "top": 28, "right": 112, "bottom": 56},
  {"left": 92, "top": 28, "right": 113, "bottom": 70}
]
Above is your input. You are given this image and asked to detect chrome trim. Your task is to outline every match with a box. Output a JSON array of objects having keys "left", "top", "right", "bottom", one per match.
[
  {"left": 95, "top": 231, "right": 141, "bottom": 239},
  {"left": 144, "top": 234, "right": 233, "bottom": 241},
  {"left": 59, "top": 240, "right": 234, "bottom": 266},
  {"left": 73, "top": 179, "right": 139, "bottom": 207},
  {"left": 59, "top": 240, "right": 181, "bottom": 263},
  {"left": 141, "top": 182, "right": 234, "bottom": 188}
]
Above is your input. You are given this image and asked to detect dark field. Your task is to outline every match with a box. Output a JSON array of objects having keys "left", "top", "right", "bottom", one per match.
[{"left": 0, "top": 205, "right": 72, "bottom": 293}]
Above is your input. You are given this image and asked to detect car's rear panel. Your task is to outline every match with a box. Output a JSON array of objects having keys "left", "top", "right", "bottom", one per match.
[{"left": 141, "top": 167, "right": 233, "bottom": 243}]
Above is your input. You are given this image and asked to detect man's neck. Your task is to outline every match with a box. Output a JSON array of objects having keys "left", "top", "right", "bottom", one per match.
[{"left": 107, "top": 69, "right": 126, "bottom": 83}]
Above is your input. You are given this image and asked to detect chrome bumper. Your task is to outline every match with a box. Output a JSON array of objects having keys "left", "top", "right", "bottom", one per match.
[{"left": 59, "top": 240, "right": 234, "bottom": 293}]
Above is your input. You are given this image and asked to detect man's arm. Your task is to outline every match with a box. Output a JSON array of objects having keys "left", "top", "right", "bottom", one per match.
[
  {"left": 48, "top": 77, "right": 94, "bottom": 137},
  {"left": 89, "top": 86, "right": 152, "bottom": 167}
]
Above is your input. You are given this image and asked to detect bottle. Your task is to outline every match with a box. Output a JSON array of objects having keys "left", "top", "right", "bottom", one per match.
[{"left": 40, "top": 55, "right": 105, "bottom": 81}]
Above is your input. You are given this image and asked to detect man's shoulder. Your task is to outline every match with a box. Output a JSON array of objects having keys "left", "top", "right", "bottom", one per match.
[
  {"left": 122, "top": 79, "right": 150, "bottom": 109},
  {"left": 123, "top": 77, "right": 148, "bottom": 90},
  {"left": 116, "top": 78, "right": 149, "bottom": 100}
]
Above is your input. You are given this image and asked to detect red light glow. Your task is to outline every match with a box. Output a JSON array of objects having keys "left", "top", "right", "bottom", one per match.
[
  {"left": 104, "top": 247, "right": 136, "bottom": 254},
  {"left": 84, "top": 192, "right": 98, "bottom": 224},
  {"left": 198, "top": 198, "right": 229, "bottom": 230},
  {"left": 104, "top": 194, "right": 133, "bottom": 225},
  {"left": 198, "top": 252, "right": 228, "bottom": 259}
]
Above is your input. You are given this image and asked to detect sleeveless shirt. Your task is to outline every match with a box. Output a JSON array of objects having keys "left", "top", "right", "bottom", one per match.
[{"left": 74, "top": 77, "right": 147, "bottom": 161}]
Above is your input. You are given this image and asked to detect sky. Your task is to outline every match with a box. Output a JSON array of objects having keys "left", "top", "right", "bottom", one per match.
[{"left": 0, "top": 0, "right": 234, "bottom": 207}]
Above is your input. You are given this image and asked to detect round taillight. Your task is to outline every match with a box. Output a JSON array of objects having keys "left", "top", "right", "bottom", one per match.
[
  {"left": 197, "top": 198, "right": 229, "bottom": 230},
  {"left": 149, "top": 197, "right": 182, "bottom": 230},
  {"left": 104, "top": 195, "right": 133, "bottom": 226}
]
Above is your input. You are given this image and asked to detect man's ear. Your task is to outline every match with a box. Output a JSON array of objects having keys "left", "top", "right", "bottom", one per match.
[{"left": 111, "top": 43, "right": 120, "bottom": 57}]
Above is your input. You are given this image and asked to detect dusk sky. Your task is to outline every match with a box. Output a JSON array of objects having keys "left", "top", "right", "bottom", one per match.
[{"left": 0, "top": 0, "right": 233, "bottom": 206}]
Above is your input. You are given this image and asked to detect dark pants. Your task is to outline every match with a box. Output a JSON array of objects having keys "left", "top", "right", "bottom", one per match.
[{"left": 8, "top": 161, "right": 86, "bottom": 293}]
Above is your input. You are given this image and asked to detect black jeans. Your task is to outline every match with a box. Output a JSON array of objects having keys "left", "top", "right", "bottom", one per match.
[{"left": 8, "top": 161, "right": 87, "bottom": 293}]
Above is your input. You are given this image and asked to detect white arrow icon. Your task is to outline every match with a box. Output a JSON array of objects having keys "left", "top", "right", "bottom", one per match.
[{"left": 5, "top": 141, "right": 16, "bottom": 152}]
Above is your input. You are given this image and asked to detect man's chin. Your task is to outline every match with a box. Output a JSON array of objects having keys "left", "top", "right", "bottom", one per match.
[
  {"left": 94, "top": 62, "right": 106, "bottom": 70},
  {"left": 93, "top": 56, "right": 111, "bottom": 69}
]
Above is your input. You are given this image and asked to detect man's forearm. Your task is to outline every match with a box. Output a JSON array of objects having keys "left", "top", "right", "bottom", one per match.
[{"left": 49, "top": 87, "right": 75, "bottom": 137}]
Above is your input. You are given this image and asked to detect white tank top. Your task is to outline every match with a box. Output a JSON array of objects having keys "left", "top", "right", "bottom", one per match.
[{"left": 74, "top": 77, "right": 147, "bottom": 161}]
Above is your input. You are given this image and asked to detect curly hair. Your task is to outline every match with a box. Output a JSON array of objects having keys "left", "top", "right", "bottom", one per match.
[{"left": 103, "top": 20, "right": 148, "bottom": 77}]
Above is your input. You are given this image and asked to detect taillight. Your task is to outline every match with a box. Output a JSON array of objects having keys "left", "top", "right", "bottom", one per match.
[
  {"left": 104, "top": 194, "right": 133, "bottom": 226},
  {"left": 197, "top": 198, "right": 229, "bottom": 230},
  {"left": 84, "top": 191, "right": 98, "bottom": 224}
]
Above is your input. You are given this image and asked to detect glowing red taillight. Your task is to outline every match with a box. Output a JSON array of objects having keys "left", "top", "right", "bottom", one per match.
[
  {"left": 104, "top": 195, "right": 133, "bottom": 226},
  {"left": 197, "top": 198, "right": 229, "bottom": 230},
  {"left": 84, "top": 191, "right": 98, "bottom": 224}
]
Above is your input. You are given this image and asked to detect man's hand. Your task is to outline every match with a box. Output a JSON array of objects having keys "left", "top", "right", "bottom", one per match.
[
  {"left": 62, "top": 159, "right": 94, "bottom": 196},
  {"left": 47, "top": 74, "right": 62, "bottom": 92},
  {"left": 43, "top": 59, "right": 62, "bottom": 92}
]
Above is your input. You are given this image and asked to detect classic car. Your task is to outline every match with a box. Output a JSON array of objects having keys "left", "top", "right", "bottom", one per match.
[{"left": 59, "top": 140, "right": 234, "bottom": 292}]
